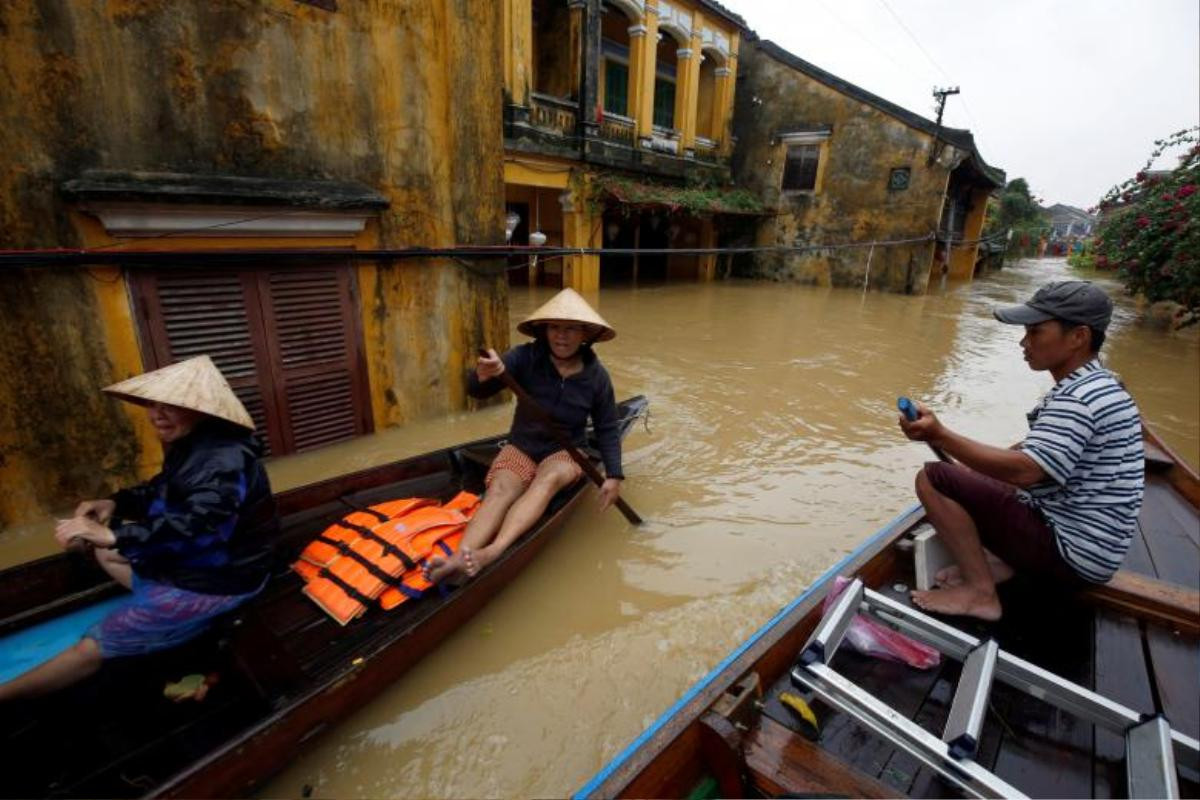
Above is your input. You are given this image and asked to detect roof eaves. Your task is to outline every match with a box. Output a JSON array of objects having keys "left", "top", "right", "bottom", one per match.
[
  {"left": 755, "top": 39, "right": 1004, "bottom": 188},
  {"left": 696, "top": 0, "right": 748, "bottom": 30}
]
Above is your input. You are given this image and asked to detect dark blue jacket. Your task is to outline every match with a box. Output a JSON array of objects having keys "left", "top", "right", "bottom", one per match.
[
  {"left": 109, "top": 419, "right": 277, "bottom": 595},
  {"left": 469, "top": 341, "right": 623, "bottom": 479}
]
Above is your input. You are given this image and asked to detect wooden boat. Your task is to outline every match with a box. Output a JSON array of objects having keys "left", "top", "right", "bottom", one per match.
[
  {"left": 0, "top": 395, "right": 647, "bottom": 799},
  {"left": 577, "top": 423, "right": 1200, "bottom": 799}
]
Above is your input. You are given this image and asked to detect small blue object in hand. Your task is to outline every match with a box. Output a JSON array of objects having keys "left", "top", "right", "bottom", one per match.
[{"left": 897, "top": 396, "right": 919, "bottom": 422}]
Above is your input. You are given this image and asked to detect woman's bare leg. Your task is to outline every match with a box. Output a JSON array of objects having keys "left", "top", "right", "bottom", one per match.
[
  {"left": 471, "top": 460, "right": 579, "bottom": 571},
  {"left": 0, "top": 637, "right": 103, "bottom": 703},
  {"left": 425, "top": 470, "right": 525, "bottom": 584}
]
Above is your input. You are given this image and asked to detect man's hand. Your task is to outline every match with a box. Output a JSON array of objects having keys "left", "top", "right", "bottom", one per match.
[
  {"left": 74, "top": 498, "right": 116, "bottom": 524},
  {"left": 898, "top": 401, "right": 946, "bottom": 445},
  {"left": 55, "top": 516, "right": 117, "bottom": 550},
  {"left": 476, "top": 349, "right": 505, "bottom": 382},
  {"left": 597, "top": 477, "right": 622, "bottom": 512}
]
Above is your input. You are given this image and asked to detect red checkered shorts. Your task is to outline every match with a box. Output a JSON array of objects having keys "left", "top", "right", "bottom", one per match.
[{"left": 486, "top": 444, "right": 582, "bottom": 489}]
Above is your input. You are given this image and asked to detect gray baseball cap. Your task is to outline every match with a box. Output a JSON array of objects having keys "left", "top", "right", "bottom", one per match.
[{"left": 993, "top": 280, "right": 1113, "bottom": 331}]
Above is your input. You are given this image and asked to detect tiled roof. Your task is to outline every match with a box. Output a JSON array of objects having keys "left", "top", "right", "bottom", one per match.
[{"left": 752, "top": 37, "right": 1005, "bottom": 188}]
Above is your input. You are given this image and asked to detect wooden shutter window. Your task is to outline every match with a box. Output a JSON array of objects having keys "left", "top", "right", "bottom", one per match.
[
  {"left": 261, "top": 269, "right": 369, "bottom": 453},
  {"left": 133, "top": 263, "right": 371, "bottom": 457}
]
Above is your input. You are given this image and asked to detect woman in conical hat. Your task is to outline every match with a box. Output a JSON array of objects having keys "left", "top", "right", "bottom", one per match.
[
  {"left": 424, "top": 288, "right": 624, "bottom": 586},
  {"left": 0, "top": 356, "right": 277, "bottom": 703}
]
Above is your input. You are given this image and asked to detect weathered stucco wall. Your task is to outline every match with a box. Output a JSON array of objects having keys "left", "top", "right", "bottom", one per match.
[
  {"left": 0, "top": 0, "right": 507, "bottom": 529},
  {"left": 733, "top": 43, "right": 964, "bottom": 293}
]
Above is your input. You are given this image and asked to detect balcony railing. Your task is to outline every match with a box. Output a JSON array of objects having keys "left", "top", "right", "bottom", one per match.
[
  {"left": 650, "top": 126, "right": 680, "bottom": 155},
  {"left": 694, "top": 135, "right": 719, "bottom": 160},
  {"left": 530, "top": 92, "right": 577, "bottom": 138},
  {"left": 599, "top": 111, "right": 636, "bottom": 145}
]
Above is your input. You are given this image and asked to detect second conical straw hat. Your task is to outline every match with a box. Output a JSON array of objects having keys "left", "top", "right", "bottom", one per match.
[
  {"left": 103, "top": 355, "right": 255, "bottom": 430},
  {"left": 516, "top": 288, "right": 616, "bottom": 342}
]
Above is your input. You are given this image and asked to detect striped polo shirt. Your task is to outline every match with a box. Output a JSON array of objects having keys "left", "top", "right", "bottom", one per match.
[{"left": 1019, "top": 359, "right": 1144, "bottom": 582}]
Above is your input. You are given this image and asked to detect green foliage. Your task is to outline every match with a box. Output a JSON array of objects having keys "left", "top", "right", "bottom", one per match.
[
  {"left": 588, "top": 174, "right": 766, "bottom": 217},
  {"left": 1092, "top": 127, "right": 1200, "bottom": 328},
  {"left": 983, "top": 177, "right": 1049, "bottom": 260}
]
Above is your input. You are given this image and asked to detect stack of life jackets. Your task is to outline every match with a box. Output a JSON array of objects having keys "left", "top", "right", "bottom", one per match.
[{"left": 293, "top": 491, "right": 480, "bottom": 625}]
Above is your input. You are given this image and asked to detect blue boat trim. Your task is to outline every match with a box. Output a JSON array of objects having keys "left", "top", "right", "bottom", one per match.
[{"left": 573, "top": 502, "right": 923, "bottom": 799}]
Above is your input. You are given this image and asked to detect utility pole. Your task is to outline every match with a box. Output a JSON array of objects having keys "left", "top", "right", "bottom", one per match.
[
  {"left": 932, "top": 86, "right": 960, "bottom": 127},
  {"left": 926, "top": 85, "right": 960, "bottom": 167}
]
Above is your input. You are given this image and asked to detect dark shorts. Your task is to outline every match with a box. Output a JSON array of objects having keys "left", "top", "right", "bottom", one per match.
[{"left": 922, "top": 461, "right": 1084, "bottom": 586}]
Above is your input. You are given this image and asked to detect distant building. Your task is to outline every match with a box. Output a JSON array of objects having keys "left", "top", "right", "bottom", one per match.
[
  {"left": 1043, "top": 204, "right": 1098, "bottom": 239},
  {"left": 503, "top": 0, "right": 754, "bottom": 289},
  {"left": 731, "top": 38, "right": 1005, "bottom": 292}
]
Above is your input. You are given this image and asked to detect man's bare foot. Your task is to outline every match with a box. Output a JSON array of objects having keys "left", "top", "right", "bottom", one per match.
[
  {"left": 987, "top": 555, "right": 1014, "bottom": 584},
  {"left": 911, "top": 585, "right": 1002, "bottom": 621},
  {"left": 423, "top": 546, "right": 482, "bottom": 586},
  {"left": 934, "top": 564, "right": 964, "bottom": 587},
  {"left": 934, "top": 555, "right": 1015, "bottom": 589}
]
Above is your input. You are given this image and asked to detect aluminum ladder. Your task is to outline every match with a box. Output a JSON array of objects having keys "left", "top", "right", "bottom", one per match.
[{"left": 791, "top": 577, "right": 1200, "bottom": 799}]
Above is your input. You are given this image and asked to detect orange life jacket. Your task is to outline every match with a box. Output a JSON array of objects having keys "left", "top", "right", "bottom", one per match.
[{"left": 294, "top": 492, "right": 480, "bottom": 625}]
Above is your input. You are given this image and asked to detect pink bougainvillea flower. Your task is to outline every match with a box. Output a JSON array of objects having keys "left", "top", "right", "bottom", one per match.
[
  {"left": 1136, "top": 215, "right": 1151, "bottom": 229},
  {"left": 1177, "top": 184, "right": 1197, "bottom": 198}
]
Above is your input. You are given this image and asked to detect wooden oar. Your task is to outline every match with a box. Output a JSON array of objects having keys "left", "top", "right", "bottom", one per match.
[
  {"left": 479, "top": 349, "right": 642, "bottom": 524},
  {"left": 898, "top": 397, "right": 951, "bottom": 463}
]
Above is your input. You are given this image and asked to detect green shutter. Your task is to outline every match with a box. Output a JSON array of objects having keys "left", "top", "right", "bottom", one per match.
[
  {"left": 653, "top": 78, "right": 675, "bottom": 129},
  {"left": 604, "top": 60, "right": 628, "bottom": 116}
]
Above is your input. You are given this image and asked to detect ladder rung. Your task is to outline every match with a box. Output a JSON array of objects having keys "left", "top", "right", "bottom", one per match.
[
  {"left": 943, "top": 639, "right": 998, "bottom": 760},
  {"left": 793, "top": 661, "right": 1028, "bottom": 799},
  {"left": 1127, "top": 715, "right": 1179, "bottom": 799},
  {"left": 862, "top": 587, "right": 1200, "bottom": 770},
  {"left": 800, "top": 578, "right": 863, "bottom": 666}
]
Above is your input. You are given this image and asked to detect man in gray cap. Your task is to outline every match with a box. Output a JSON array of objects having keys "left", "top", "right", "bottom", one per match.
[{"left": 898, "top": 281, "right": 1143, "bottom": 620}]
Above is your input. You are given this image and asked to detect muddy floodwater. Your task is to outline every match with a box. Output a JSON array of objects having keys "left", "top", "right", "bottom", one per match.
[{"left": 4, "top": 259, "right": 1198, "bottom": 798}]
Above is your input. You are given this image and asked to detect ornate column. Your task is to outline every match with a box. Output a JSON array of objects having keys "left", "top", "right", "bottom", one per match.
[
  {"left": 626, "top": 20, "right": 649, "bottom": 146},
  {"left": 568, "top": 0, "right": 585, "bottom": 101},
  {"left": 632, "top": 4, "right": 659, "bottom": 147},
  {"left": 560, "top": 185, "right": 600, "bottom": 291},
  {"left": 715, "top": 39, "right": 738, "bottom": 156},
  {"left": 505, "top": 0, "right": 533, "bottom": 122},
  {"left": 578, "top": 0, "right": 601, "bottom": 137},
  {"left": 678, "top": 33, "right": 701, "bottom": 156}
]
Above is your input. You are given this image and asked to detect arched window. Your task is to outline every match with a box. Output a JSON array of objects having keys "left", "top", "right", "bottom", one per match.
[
  {"left": 600, "top": 3, "right": 636, "bottom": 117},
  {"left": 695, "top": 53, "right": 720, "bottom": 141},
  {"left": 532, "top": 0, "right": 574, "bottom": 100},
  {"left": 652, "top": 34, "right": 679, "bottom": 130}
]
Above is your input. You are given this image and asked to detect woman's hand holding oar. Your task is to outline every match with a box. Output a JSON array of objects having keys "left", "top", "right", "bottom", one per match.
[
  {"left": 897, "top": 396, "right": 952, "bottom": 463},
  {"left": 479, "top": 349, "right": 642, "bottom": 524}
]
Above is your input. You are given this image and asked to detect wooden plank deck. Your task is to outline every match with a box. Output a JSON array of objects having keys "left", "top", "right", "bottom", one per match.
[{"left": 758, "top": 473, "right": 1200, "bottom": 798}]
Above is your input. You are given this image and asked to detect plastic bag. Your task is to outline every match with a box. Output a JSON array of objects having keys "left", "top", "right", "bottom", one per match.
[{"left": 821, "top": 576, "right": 940, "bottom": 669}]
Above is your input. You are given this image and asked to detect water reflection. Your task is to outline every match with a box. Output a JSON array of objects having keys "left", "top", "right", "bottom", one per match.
[
  {"left": 1, "top": 259, "right": 1196, "bottom": 798},
  {"left": 260, "top": 260, "right": 1197, "bottom": 799}
]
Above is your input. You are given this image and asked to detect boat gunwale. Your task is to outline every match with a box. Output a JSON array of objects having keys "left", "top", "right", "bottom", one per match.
[
  {"left": 577, "top": 422, "right": 1200, "bottom": 799},
  {"left": 154, "top": 395, "right": 648, "bottom": 798},
  {"left": 574, "top": 501, "right": 925, "bottom": 799}
]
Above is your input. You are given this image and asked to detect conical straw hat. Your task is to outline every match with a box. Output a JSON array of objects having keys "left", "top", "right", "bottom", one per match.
[
  {"left": 103, "top": 355, "right": 255, "bottom": 430},
  {"left": 516, "top": 288, "right": 616, "bottom": 342}
]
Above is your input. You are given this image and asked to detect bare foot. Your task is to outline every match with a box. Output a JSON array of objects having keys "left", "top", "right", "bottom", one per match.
[
  {"left": 911, "top": 585, "right": 1002, "bottom": 621},
  {"left": 987, "top": 555, "right": 1015, "bottom": 584},
  {"left": 935, "top": 564, "right": 964, "bottom": 587},
  {"left": 935, "top": 555, "right": 1016, "bottom": 589},
  {"left": 423, "top": 546, "right": 481, "bottom": 586}
]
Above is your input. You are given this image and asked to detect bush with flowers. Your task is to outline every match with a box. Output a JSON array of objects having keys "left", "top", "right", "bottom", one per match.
[{"left": 1092, "top": 127, "right": 1199, "bottom": 328}]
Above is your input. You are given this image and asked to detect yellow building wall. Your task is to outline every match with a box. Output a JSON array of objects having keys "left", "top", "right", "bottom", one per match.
[
  {"left": 947, "top": 188, "right": 992, "bottom": 280},
  {"left": 0, "top": 0, "right": 508, "bottom": 531},
  {"left": 733, "top": 44, "right": 970, "bottom": 294}
]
